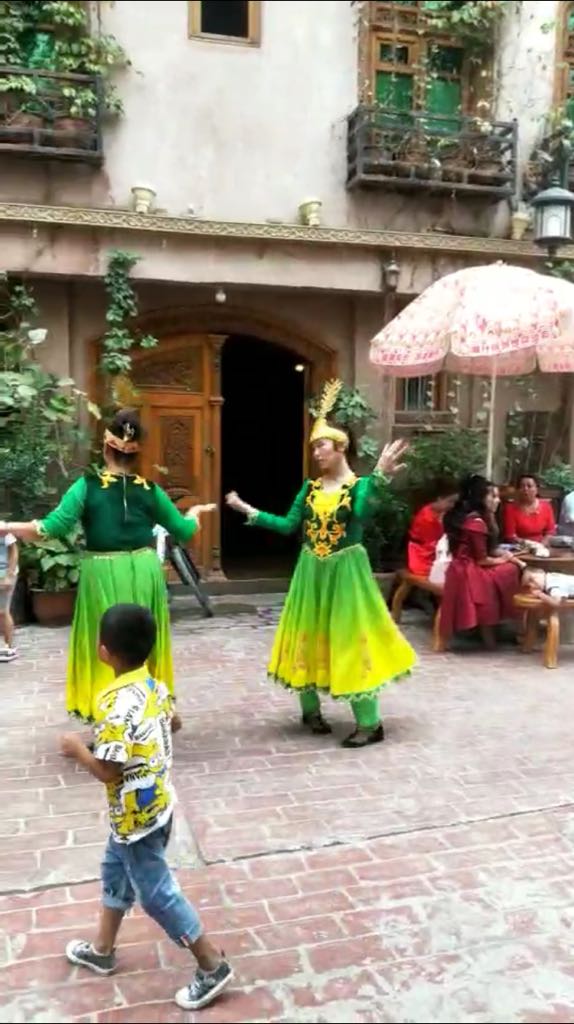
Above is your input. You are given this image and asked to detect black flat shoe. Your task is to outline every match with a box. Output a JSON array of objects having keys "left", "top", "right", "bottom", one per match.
[
  {"left": 341, "top": 723, "right": 385, "bottom": 748},
  {"left": 302, "top": 712, "right": 332, "bottom": 735}
]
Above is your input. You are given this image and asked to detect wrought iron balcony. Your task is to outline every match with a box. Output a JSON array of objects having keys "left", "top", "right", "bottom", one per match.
[
  {"left": 347, "top": 106, "right": 517, "bottom": 199},
  {"left": 0, "top": 67, "right": 102, "bottom": 162}
]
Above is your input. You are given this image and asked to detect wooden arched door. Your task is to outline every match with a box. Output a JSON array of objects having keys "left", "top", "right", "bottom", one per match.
[{"left": 130, "top": 333, "right": 225, "bottom": 577}]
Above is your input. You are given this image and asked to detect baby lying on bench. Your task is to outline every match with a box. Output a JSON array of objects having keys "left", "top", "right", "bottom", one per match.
[{"left": 522, "top": 567, "right": 574, "bottom": 608}]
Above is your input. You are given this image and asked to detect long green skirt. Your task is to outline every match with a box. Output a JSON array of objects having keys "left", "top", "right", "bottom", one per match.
[
  {"left": 269, "top": 544, "right": 417, "bottom": 701},
  {"left": 66, "top": 548, "right": 172, "bottom": 721}
]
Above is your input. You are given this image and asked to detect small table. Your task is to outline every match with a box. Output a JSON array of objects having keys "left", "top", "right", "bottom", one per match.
[
  {"left": 522, "top": 550, "right": 574, "bottom": 644},
  {"left": 522, "top": 549, "right": 574, "bottom": 574}
]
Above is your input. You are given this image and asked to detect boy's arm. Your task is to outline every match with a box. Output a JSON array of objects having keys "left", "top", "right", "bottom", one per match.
[{"left": 60, "top": 734, "right": 123, "bottom": 784}]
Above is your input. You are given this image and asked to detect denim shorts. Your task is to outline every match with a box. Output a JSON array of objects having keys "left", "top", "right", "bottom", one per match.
[{"left": 101, "top": 817, "right": 202, "bottom": 947}]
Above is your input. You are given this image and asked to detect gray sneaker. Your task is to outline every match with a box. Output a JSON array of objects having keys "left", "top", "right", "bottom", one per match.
[
  {"left": 66, "top": 939, "right": 116, "bottom": 976},
  {"left": 175, "top": 959, "right": 234, "bottom": 1010}
]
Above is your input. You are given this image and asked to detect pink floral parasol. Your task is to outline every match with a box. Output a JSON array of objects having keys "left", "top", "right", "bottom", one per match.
[
  {"left": 369, "top": 263, "right": 574, "bottom": 378},
  {"left": 369, "top": 263, "right": 574, "bottom": 476}
]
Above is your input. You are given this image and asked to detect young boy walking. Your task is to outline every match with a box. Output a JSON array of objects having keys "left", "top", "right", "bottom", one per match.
[
  {"left": 0, "top": 530, "right": 18, "bottom": 661},
  {"left": 60, "top": 603, "right": 233, "bottom": 1011}
]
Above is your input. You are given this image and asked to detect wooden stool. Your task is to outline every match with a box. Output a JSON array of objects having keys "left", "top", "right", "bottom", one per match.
[
  {"left": 391, "top": 569, "right": 445, "bottom": 652},
  {"left": 513, "top": 593, "right": 574, "bottom": 669}
]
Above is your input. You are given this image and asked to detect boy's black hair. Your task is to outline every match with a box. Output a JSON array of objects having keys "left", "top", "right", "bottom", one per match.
[{"left": 100, "top": 604, "right": 156, "bottom": 669}]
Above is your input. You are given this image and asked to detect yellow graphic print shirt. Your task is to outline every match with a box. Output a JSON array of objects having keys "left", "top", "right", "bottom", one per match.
[{"left": 94, "top": 668, "right": 175, "bottom": 844}]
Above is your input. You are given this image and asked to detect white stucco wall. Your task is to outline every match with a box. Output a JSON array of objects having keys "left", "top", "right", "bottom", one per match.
[
  {"left": 100, "top": 0, "right": 356, "bottom": 224},
  {"left": 495, "top": 0, "right": 561, "bottom": 201}
]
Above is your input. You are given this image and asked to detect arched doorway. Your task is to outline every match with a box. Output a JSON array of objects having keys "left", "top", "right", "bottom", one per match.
[
  {"left": 221, "top": 335, "right": 306, "bottom": 579},
  {"left": 92, "top": 305, "right": 336, "bottom": 579}
]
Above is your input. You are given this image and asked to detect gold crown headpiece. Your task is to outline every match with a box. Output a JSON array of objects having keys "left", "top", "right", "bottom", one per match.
[
  {"left": 103, "top": 424, "right": 140, "bottom": 454},
  {"left": 310, "top": 379, "right": 349, "bottom": 449}
]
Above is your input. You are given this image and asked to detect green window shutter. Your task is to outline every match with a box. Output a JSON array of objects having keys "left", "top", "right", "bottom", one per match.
[
  {"left": 424, "top": 45, "right": 462, "bottom": 133},
  {"left": 376, "top": 71, "right": 414, "bottom": 111},
  {"left": 426, "top": 77, "right": 461, "bottom": 115}
]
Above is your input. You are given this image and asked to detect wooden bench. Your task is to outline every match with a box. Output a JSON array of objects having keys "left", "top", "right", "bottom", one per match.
[
  {"left": 514, "top": 592, "right": 574, "bottom": 669},
  {"left": 391, "top": 569, "right": 445, "bottom": 652}
]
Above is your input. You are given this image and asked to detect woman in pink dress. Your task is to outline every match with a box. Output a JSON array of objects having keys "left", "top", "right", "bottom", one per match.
[{"left": 440, "top": 476, "right": 522, "bottom": 648}]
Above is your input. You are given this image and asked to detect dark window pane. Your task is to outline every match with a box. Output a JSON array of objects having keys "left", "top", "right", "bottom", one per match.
[
  {"left": 403, "top": 376, "right": 433, "bottom": 412},
  {"left": 428, "top": 45, "right": 463, "bottom": 74},
  {"left": 379, "top": 43, "right": 409, "bottom": 64},
  {"left": 201, "top": 0, "right": 249, "bottom": 38}
]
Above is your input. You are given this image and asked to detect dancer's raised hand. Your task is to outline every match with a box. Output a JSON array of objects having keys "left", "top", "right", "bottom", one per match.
[
  {"left": 376, "top": 439, "right": 409, "bottom": 477},
  {"left": 226, "top": 491, "right": 247, "bottom": 513}
]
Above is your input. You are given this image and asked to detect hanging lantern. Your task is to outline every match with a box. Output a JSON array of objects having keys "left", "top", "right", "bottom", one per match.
[{"left": 532, "top": 183, "right": 574, "bottom": 255}]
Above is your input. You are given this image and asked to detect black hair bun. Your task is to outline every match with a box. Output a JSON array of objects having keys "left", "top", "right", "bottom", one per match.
[{"left": 109, "top": 407, "right": 142, "bottom": 442}]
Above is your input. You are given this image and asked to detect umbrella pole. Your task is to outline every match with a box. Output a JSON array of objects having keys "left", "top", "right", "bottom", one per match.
[{"left": 486, "top": 368, "right": 497, "bottom": 479}]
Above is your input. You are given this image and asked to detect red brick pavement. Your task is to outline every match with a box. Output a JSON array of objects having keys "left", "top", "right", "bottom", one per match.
[{"left": 3, "top": 606, "right": 574, "bottom": 1021}]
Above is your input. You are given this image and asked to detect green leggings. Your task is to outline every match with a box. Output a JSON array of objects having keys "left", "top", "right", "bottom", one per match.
[{"left": 299, "top": 689, "right": 380, "bottom": 729}]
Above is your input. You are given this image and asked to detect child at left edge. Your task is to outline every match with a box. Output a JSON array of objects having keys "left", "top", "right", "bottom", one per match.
[
  {"left": 0, "top": 529, "right": 18, "bottom": 661},
  {"left": 60, "top": 603, "right": 234, "bottom": 1011}
]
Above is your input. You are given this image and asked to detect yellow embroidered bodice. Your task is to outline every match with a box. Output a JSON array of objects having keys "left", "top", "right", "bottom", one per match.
[{"left": 250, "top": 472, "right": 388, "bottom": 558}]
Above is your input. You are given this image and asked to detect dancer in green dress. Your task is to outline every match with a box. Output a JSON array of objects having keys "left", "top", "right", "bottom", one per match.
[
  {"left": 0, "top": 409, "right": 215, "bottom": 721},
  {"left": 226, "top": 380, "right": 417, "bottom": 748}
]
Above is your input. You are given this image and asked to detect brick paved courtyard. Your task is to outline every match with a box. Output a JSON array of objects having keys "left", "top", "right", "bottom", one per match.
[{"left": 3, "top": 600, "right": 574, "bottom": 1022}]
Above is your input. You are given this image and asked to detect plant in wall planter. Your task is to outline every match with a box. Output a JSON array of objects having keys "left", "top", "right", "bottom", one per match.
[
  {"left": 0, "top": 72, "right": 41, "bottom": 142},
  {"left": 0, "top": 0, "right": 128, "bottom": 148},
  {"left": 52, "top": 81, "right": 100, "bottom": 148},
  {"left": 45, "top": 2, "right": 128, "bottom": 145}
]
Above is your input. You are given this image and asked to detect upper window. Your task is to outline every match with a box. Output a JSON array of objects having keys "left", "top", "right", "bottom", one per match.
[
  {"left": 188, "top": 1, "right": 261, "bottom": 45},
  {"left": 368, "top": 2, "right": 467, "bottom": 122},
  {"left": 396, "top": 374, "right": 448, "bottom": 414},
  {"left": 557, "top": 2, "right": 574, "bottom": 119}
]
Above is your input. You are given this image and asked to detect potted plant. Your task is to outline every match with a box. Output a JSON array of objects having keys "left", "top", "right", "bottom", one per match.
[
  {"left": 20, "top": 531, "right": 81, "bottom": 626},
  {"left": 0, "top": 72, "right": 41, "bottom": 142},
  {"left": 52, "top": 80, "right": 98, "bottom": 148},
  {"left": 0, "top": 0, "right": 128, "bottom": 149},
  {"left": 0, "top": 2, "right": 43, "bottom": 142},
  {"left": 0, "top": 274, "right": 100, "bottom": 622},
  {"left": 42, "top": 1, "right": 127, "bottom": 141}
]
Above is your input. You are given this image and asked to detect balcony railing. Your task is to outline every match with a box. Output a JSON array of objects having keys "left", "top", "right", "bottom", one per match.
[
  {"left": 347, "top": 106, "right": 517, "bottom": 199},
  {"left": 0, "top": 67, "right": 102, "bottom": 162}
]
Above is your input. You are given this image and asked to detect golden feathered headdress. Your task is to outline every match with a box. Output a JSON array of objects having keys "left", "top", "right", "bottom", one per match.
[{"left": 310, "top": 379, "right": 349, "bottom": 449}]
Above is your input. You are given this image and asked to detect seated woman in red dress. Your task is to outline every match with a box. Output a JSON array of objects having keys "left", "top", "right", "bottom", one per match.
[
  {"left": 407, "top": 479, "right": 459, "bottom": 578},
  {"left": 503, "top": 474, "right": 556, "bottom": 546},
  {"left": 441, "top": 475, "right": 522, "bottom": 648}
]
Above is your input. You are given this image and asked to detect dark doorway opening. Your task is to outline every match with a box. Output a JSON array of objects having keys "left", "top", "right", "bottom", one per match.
[{"left": 221, "top": 335, "right": 306, "bottom": 579}]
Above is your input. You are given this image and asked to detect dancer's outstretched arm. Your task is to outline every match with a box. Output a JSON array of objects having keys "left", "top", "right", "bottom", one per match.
[
  {"left": 0, "top": 477, "right": 87, "bottom": 542},
  {"left": 226, "top": 482, "right": 309, "bottom": 535}
]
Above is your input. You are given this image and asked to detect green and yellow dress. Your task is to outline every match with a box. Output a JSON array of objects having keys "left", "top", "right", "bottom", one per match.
[
  {"left": 250, "top": 472, "right": 416, "bottom": 723},
  {"left": 37, "top": 469, "right": 197, "bottom": 721}
]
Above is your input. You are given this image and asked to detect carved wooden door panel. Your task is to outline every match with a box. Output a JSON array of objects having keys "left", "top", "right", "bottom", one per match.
[
  {"left": 132, "top": 335, "right": 218, "bottom": 573},
  {"left": 140, "top": 398, "right": 205, "bottom": 564}
]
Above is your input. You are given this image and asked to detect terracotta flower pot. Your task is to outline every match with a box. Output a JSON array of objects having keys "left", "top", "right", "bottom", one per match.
[
  {"left": 52, "top": 116, "right": 92, "bottom": 150},
  {"left": 31, "top": 589, "right": 76, "bottom": 627},
  {"left": 2, "top": 111, "right": 43, "bottom": 145}
]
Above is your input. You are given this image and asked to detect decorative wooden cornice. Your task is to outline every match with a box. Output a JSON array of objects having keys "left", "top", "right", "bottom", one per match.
[{"left": 0, "top": 200, "right": 567, "bottom": 262}]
